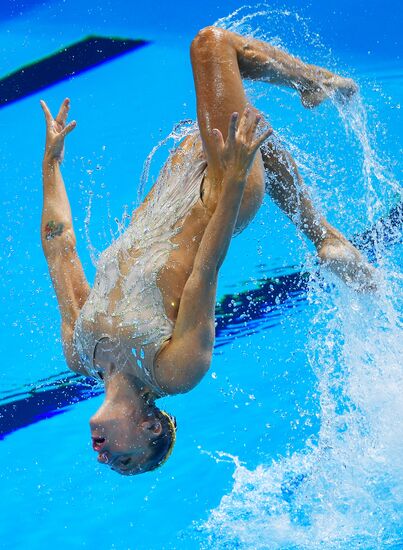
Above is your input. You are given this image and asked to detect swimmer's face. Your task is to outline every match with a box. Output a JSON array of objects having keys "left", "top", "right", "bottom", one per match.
[{"left": 89, "top": 401, "right": 162, "bottom": 475}]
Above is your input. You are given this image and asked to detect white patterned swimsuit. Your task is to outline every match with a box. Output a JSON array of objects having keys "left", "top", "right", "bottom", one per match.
[{"left": 73, "top": 145, "right": 207, "bottom": 395}]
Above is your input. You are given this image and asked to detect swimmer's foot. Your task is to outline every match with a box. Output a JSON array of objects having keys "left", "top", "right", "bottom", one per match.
[
  {"left": 317, "top": 232, "right": 377, "bottom": 292},
  {"left": 299, "top": 75, "right": 358, "bottom": 109}
]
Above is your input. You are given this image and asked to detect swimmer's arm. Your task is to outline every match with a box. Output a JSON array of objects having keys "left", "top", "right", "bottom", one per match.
[
  {"left": 41, "top": 157, "right": 74, "bottom": 247},
  {"left": 42, "top": 157, "right": 90, "bottom": 370},
  {"left": 40, "top": 99, "right": 90, "bottom": 372},
  {"left": 155, "top": 112, "right": 271, "bottom": 393},
  {"left": 40, "top": 98, "right": 77, "bottom": 255},
  {"left": 155, "top": 172, "right": 248, "bottom": 394},
  {"left": 155, "top": 271, "right": 217, "bottom": 394}
]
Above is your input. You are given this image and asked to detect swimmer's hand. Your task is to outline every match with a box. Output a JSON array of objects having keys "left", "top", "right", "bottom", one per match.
[
  {"left": 212, "top": 108, "right": 272, "bottom": 181},
  {"left": 40, "top": 98, "right": 76, "bottom": 163}
]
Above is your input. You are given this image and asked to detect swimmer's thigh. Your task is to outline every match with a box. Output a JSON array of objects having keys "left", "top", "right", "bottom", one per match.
[{"left": 190, "top": 27, "right": 265, "bottom": 231}]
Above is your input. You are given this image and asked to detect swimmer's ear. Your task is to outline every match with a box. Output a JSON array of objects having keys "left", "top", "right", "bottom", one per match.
[{"left": 141, "top": 419, "right": 163, "bottom": 436}]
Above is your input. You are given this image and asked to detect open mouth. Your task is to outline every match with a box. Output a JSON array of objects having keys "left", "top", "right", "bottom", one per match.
[{"left": 92, "top": 437, "right": 106, "bottom": 451}]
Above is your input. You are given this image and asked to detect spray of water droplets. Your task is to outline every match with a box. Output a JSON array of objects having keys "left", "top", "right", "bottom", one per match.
[{"left": 195, "top": 5, "right": 402, "bottom": 549}]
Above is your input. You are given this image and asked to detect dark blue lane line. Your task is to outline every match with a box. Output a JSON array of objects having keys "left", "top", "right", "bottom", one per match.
[
  {"left": 0, "top": 35, "right": 149, "bottom": 108},
  {"left": 0, "top": 203, "right": 400, "bottom": 440},
  {"left": 0, "top": 375, "right": 102, "bottom": 441},
  {"left": 215, "top": 271, "right": 308, "bottom": 347}
]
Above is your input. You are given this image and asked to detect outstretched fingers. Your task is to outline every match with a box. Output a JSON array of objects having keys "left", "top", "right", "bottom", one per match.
[
  {"left": 40, "top": 99, "right": 53, "bottom": 126},
  {"left": 248, "top": 113, "right": 262, "bottom": 142},
  {"left": 237, "top": 107, "right": 253, "bottom": 139},
  {"left": 236, "top": 107, "right": 272, "bottom": 151},
  {"left": 227, "top": 112, "right": 239, "bottom": 145},
  {"left": 236, "top": 107, "right": 267, "bottom": 145},
  {"left": 212, "top": 111, "right": 239, "bottom": 151},
  {"left": 55, "top": 97, "right": 70, "bottom": 126},
  {"left": 212, "top": 128, "right": 225, "bottom": 153},
  {"left": 40, "top": 98, "right": 76, "bottom": 136},
  {"left": 61, "top": 120, "right": 77, "bottom": 137}
]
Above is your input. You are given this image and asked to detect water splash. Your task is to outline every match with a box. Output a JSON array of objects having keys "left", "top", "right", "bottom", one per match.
[
  {"left": 200, "top": 282, "right": 403, "bottom": 550},
  {"left": 81, "top": 157, "right": 100, "bottom": 267},
  {"left": 199, "top": 5, "right": 402, "bottom": 549},
  {"left": 136, "top": 119, "right": 198, "bottom": 205}
]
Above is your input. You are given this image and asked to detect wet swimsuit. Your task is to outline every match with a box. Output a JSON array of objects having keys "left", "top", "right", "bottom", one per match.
[{"left": 73, "top": 143, "right": 207, "bottom": 394}]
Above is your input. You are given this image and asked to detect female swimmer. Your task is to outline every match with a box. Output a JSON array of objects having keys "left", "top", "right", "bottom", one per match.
[{"left": 40, "top": 27, "right": 374, "bottom": 475}]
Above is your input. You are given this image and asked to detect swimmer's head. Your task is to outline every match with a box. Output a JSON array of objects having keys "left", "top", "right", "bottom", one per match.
[{"left": 90, "top": 396, "right": 176, "bottom": 475}]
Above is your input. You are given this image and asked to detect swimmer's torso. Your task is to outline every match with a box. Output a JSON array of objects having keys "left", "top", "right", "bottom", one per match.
[
  {"left": 73, "top": 135, "right": 211, "bottom": 390},
  {"left": 72, "top": 133, "right": 264, "bottom": 390}
]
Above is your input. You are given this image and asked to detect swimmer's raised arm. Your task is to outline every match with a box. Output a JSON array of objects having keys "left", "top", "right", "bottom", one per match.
[
  {"left": 40, "top": 98, "right": 90, "bottom": 372},
  {"left": 40, "top": 98, "right": 77, "bottom": 247},
  {"left": 155, "top": 110, "right": 271, "bottom": 394},
  {"left": 193, "top": 109, "right": 272, "bottom": 273}
]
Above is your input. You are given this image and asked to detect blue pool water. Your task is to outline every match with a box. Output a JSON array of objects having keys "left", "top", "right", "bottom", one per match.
[{"left": 0, "top": 1, "right": 402, "bottom": 548}]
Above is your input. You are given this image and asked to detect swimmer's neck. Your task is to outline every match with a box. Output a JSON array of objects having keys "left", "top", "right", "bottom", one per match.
[{"left": 102, "top": 363, "right": 157, "bottom": 405}]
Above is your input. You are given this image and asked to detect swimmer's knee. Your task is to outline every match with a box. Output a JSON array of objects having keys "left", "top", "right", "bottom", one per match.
[{"left": 190, "top": 26, "right": 228, "bottom": 58}]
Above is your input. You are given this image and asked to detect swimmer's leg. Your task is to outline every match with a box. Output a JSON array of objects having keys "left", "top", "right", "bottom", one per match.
[
  {"left": 191, "top": 27, "right": 266, "bottom": 230},
  {"left": 234, "top": 32, "right": 358, "bottom": 108},
  {"left": 191, "top": 29, "right": 357, "bottom": 135},
  {"left": 190, "top": 28, "right": 373, "bottom": 289},
  {"left": 261, "top": 141, "right": 376, "bottom": 290},
  {"left": 190, "top": 26, "right": 356, "bottom": 230}
]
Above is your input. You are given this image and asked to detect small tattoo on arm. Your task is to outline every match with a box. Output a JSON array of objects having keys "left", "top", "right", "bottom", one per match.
[{"left": 45, "top": 220, "right": 64, "bottom": 240}]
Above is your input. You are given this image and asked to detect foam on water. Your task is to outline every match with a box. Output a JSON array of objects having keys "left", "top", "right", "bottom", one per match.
[
  {"left": 199, "top": 280, "right": 402, "bottom": 549},
  {"left": 197, "top": 5, "right": 403, "bottom": 549}
]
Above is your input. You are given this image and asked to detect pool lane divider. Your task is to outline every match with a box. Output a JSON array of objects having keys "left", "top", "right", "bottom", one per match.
[
  {"left": 0, "top": 35, "right": 149, "bottom": 108},
  {"left": 0, "top": 375, "right": 102, "bottom": 441}
]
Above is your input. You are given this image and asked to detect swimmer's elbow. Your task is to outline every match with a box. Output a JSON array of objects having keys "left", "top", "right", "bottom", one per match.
[
  {"left": 42, "top": 227, "right": 77, "bottom": 258},
  {"left": 178, "top": 358, "right": 211, "bottom": 394},
  {"left": 157, "top": 348, "right": 212, "bottom": 395},
  {"left": 167, "top": 368, "right": 211, "bottom": 395}
]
